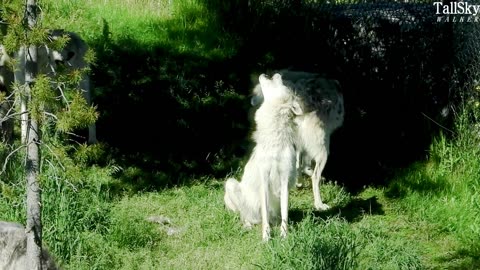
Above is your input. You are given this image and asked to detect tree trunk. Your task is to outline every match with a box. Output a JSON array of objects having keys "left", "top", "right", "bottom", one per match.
[
  {"left": 25, "top": 93, "right": 42, "bottom": 270},
  {"left": 19, "top": 46, "right": 28, "bottom": 144},
  {"left": 24, "top": 0, "right": 42, "bottom": 269}
]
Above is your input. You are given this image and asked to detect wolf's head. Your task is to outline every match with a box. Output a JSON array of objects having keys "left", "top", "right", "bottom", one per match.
[
  {"left": 257, "top": 73, "right": 303, "bottom": 115},
  {"left": 258, "top": 73, "right": 291, "bottom": 102}
]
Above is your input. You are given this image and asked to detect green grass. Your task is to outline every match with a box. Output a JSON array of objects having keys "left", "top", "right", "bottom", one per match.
[
  {"left": 3, "top": 162, "right": 478, "bottom": 269},
  {"left": 42, "top": 0, "right": 238, "bottom": 59},
  {"left": 1, "top": 0, "right": 480, "bottom": 269},
  {"left": 2, "top": 143, "right": 480, "bottom": 269}
]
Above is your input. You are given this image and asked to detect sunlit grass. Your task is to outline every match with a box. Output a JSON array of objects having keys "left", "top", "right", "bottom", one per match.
[
  {"left": 41, "top": 0, "right": 237, "bottom": 59},
  {"left": 1, "top": 0, "right": 479, "bottom": 269}
]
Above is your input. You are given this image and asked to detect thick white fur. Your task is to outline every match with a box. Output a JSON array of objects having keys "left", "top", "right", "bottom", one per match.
[
  {"left": 224, "top": 73, "right": 302, "bottom": 241},
  {"left": 251, "top": 70, "right": 344, "bottom": 211}
]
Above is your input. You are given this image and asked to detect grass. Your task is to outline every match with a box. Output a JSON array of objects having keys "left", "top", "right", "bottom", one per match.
[
  {"left": 2, "top": 140, "right": 480, "bottom": 269},
  {"left": 1, "top": 0, "right": 480, "bottom": 269},
  {"left": 2, "top": 144, "right": 480, "bottom": 269},
  {"left": 4, "top": 162, "right": 478, "bottom": 269},
  {"left": 42, "top": 0, "right": 238, "bottom": 59}
]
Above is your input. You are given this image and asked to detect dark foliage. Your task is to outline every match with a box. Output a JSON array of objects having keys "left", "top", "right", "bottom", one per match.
[
  {"left": 204, "top": 0, "right": 480, "bottom": 188},
  {"left": 89, "top": 25, "right": 253, "bottom": 185},
  {"left": 90, "top": 0, "right": 480, "bottom": 188}
]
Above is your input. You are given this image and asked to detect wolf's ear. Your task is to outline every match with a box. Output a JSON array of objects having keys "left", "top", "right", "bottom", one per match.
[
  {"left": 272, "top": 73, "right": 282, "bottom": 84},
  {"left": 291, "top": 100, "right": 303, "bottom": 116},
  {"left": 258, "top": 74, "right": 268, "bottom": 84},
  {"left": 258, "top": 74, "right": 270, "bottom": 93}
]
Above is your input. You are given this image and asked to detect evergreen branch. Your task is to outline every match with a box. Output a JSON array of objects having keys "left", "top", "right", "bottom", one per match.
[
  {"left": 42, "top": 143, "right": 66, "bottom": 171},
  {"left": 64, "top": 132, "right": 87, "bottom": 146},
  {"left": 43, "top": 111, "right": 58, "bottom": 120},
  {"left": 0, "top": 143, "right": 28, "bottom": 175},
  {"left": 57, "top": 83, "right": 70, "bottom": 110},
  {"left": 1, "top": 110, "right": 29, "bottom": 122}
]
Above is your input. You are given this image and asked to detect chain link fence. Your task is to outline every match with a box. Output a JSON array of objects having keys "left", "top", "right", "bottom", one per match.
[{"left": 213, "top": 0, "right": 480, "bottom": 185}]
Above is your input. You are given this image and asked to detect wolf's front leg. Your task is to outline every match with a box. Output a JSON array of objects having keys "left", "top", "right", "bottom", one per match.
[
  {"left": 280, "top": 177, "right": 289, "bottom": 238},
  {"left": 260, "top": 174, "right": 270, "bottom": 241}
]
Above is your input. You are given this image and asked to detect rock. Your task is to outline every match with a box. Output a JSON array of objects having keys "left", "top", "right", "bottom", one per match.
[{"left": 0, "top": 221, "right": 59, "bottom": 270}]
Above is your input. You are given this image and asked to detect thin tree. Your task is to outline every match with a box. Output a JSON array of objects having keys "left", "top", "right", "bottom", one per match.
[
  {"left": 0, "top": 0, "right": 97, "bottom": 264},
  {"left": 24, "top": 0, "right": 42, "bottom": 268}
]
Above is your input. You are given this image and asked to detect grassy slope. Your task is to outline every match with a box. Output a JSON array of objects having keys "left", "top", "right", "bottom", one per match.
[{"left": 0, "top": 0, "right": 479, "bottom": 269}]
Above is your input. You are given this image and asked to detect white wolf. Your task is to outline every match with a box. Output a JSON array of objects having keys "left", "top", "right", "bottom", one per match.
[
  {"left": 0, "top": 30, "right": 97, "bottom": 144},
  {"left": 251, "top": 70, "right": 344, "bottom": 211},
  {"left": 224, "top": 73, "right": 303, "bottom": 241}
]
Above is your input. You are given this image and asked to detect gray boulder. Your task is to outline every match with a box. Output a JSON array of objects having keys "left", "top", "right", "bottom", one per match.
[{"left": 0, "top": 221, "right": 59, "bottom": 270}]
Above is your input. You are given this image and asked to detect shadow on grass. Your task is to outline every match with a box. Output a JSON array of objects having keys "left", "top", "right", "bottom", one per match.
[
  {"left": 87, "top": 17, "right": 255, "bottom": 190},
  {"left": 290, "top": 196, "right": 385, "bottom": 225},
  {"left": 435, "top": 248, "right": 480, "bottom": 270},
  {"left": 384, "top": 162, "right": 450, "bottom": 199},
  {"left": 85, "top": 1, "right": 462, "bottom": 193}
]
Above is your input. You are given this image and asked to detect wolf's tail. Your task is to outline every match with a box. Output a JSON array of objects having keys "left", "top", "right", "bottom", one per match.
[{"left": 224, "top": 178, "right": 241, "bottom": 212}]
